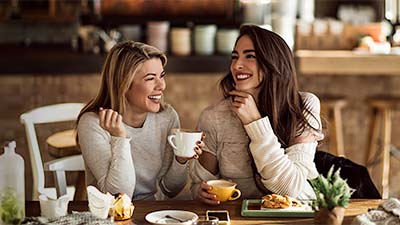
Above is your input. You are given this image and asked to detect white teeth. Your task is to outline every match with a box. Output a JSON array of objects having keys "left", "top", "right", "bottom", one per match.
[
  {"left": 236, "top": 74, "right": 251, "bottom": 79},
  {"left": 148, "top": 95, "right": 161, "bottom": 100}
]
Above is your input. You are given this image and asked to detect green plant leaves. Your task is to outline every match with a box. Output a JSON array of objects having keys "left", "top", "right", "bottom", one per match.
[
  {"left": 0, "top": 188, "right": 24, "bottom": 225},
  {"left": 310, "top": 166, "right": 354, "bottom": 211}
]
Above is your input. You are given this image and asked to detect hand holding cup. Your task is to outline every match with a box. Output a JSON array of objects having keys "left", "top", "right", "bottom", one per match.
[
  {"left": 198, "top": 180, "right": 241, "bottom": 205},
  {"left": 168, "top": 129, "right": 204, "bottom": 162},
  {"left": 206, "top": 180, "right": 241, "bottom": 202}
]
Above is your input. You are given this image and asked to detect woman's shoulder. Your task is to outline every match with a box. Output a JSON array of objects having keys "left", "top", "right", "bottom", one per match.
[
  {"left": 199, "top": 98, "right": 234, "bottom": 125},
  {"left": 201, "top": 98, "right": 231, "bottom": 115},
  {"left": 154, "top": 104, "right": 180, "bottom": 129},
  {"left": 159, "top": 103, "right": 179, "bottom": 119},
  {"left": 78, "top": 111, "right": 99, "bottom": 125},
  {"left": 300, "top": 92, "right": 321, "bottom": 109},
  {"left": 77, "top": 111, "right": 105, "bottom": 135},
  {"left": 154, "top": 104, "right": 180, "bottom": 127}
]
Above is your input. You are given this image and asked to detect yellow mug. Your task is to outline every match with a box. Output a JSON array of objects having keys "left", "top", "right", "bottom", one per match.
[{"left": 206, "top": 180, "right": 241, "bottom": 202}]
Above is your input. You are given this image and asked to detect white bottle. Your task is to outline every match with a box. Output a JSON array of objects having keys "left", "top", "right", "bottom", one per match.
[{"left": 0, "top": 141, "right": 25, "bottom": 225}]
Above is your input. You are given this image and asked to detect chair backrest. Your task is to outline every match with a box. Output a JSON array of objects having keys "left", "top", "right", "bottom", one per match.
[
  {"left": 314, "top": 150, "right": 381, "bottom": 199},
  {"left": 20, "top": 103, "right": 85, "bottom": 200}
]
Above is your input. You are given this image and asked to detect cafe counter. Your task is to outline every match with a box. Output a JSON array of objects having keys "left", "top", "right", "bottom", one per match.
[{"left": 296, "top": 50, "right": 400, "bottom": 76}]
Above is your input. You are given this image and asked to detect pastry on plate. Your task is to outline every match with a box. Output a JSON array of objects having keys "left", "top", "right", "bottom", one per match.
[
  {"left": 261, "top": 194, "right": 302, "bottom": 209},
  {"left": 111, "top": 193, "right": 135, "bottom": 220}
]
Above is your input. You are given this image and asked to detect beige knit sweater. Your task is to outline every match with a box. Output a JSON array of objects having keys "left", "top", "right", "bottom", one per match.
[{"left": 191, "top": 92, "right": 324, "bottom": 200}]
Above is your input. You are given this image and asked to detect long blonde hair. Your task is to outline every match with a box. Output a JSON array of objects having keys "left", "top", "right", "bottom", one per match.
[{"left": 77, "top": 41, "right": 167, "bottom": 122}]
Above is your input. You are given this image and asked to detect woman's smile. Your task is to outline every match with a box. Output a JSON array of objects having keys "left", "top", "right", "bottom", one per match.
[
  {"left": 235, "top": 73, "right": 253, "bottom": 81},
  {"left": 148, "top": 94, "right": 162, "bottom": 104}
]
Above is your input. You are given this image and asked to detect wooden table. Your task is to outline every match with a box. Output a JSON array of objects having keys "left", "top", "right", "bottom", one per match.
[{"left": 26, "top": 199, "right": 383, "bottom": 225}]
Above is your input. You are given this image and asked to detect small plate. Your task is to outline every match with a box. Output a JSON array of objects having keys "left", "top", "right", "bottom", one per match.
[{"left": 145, "top": 210, "right": 198, "bottom": 225}]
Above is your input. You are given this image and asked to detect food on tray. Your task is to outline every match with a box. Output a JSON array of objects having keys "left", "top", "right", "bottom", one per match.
[
  {"left": 261, "top": 194, "right": 302, "bottom": 209},
  {"left": 111, "top": 193, "right": 135, "bottom": 220}
]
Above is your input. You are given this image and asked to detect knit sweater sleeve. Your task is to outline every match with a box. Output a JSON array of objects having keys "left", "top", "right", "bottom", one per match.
[
  {"left": 243, "top": 93, "right": 322, "bottom": 198},
  {"left": 77, "top": 112, "right": 135, "bottom": 198},
  {"left": 158, "top": 107, "right": 189, "bottom": 198}
]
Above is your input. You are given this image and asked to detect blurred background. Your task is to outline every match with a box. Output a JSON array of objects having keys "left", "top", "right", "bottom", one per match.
[{"left": 1, "top": 0, "right": 400, "bottom": 200}]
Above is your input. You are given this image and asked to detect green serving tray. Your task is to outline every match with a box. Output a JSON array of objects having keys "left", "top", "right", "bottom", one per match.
[{"left": 241, "top": 199, "right": 315, "bottom": 218}]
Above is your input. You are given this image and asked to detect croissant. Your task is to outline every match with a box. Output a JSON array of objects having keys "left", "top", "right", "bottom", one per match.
[
  {"left": 261, "top": 194, "right": 302, "bottom": 209},
  {"left": 111, "top": 193, "right": 135, "bottom": 220}
]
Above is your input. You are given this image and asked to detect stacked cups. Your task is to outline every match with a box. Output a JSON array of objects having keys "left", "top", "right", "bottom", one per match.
[
  {"left": 194, "top": 25, "right": 217, "bottom": 55},
  {"left": 170, "top": 27, "right": 191, "bottom": 56},
  {"left": 216, "top": 29, "right": 239, "bottom": 55},
  {"left": 147, "top": 21, "right": 170, "bottom": 53},
  {"left": 272, "top": 0, "right": 298, "bottom": 50}
]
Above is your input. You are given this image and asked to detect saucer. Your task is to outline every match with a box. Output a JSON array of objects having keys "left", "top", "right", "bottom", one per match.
[{"left": 145, "top": 210, "right": 198, "bottom": 225}]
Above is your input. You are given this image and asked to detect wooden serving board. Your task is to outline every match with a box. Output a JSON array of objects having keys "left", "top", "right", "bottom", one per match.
[{"left": 241, "top": 199, "right": 315, "bottom": 218}]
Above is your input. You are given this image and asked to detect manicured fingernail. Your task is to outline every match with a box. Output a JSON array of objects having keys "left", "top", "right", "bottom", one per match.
[{"left": 196, "top": 141, "right": 201, "bottom": 144}]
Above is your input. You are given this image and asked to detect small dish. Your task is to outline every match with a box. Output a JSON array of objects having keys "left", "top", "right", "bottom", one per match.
[
  {"left": 86, "top": 186, "right": 114, "bottom": 219},
  {"left": 145, "top": 210, "right": 198, "bottom": 225}
]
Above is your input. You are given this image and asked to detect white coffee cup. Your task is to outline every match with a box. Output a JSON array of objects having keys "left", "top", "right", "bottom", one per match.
[{"left": 168, "top": 129, "right": 202, "bottom": 158}]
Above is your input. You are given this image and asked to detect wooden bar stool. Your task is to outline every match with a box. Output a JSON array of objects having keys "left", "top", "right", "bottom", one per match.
[
  {"left": 365, "top": 96, "right": 400, "bottom": 199},
  {"left": 46, "top": 129, "right": 85, "bottom": 200},
  {"left": 320, "top": 95, "right": 347, "bottom": 157}
]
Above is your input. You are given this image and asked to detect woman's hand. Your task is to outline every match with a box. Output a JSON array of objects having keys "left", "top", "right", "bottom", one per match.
[
  {"left": 99, "top": 107, "right": 127, "bottom": 138},
  {"left": 197, "top": 181, "right": 220, "bottom": 205},
  {"left": 229, "top": 90, "right": 262, "bottom": 125},
  {"left": 175, "top": 133, "right": 205, "bottom": 164}
]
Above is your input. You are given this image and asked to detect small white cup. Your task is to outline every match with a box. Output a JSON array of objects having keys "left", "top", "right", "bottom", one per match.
[
  {"left": 39, "top": 194, "right": 69, "bottom": 218},
  {"left": 87, "top": 186, "right": 114, "bottom": 219},
  {"left": 168, "top": 129, "right": 202, "bottom": 158},
  {"left": 88, "top": 202, "right": 111, "bottom": 219}
]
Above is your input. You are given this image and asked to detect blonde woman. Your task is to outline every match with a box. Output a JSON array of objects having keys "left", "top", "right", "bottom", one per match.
[{"left": 77, "top": 41, "right": 201, "bottom": 200}]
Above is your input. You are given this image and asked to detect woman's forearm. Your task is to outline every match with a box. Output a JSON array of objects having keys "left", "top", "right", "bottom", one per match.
[{"left": 245, "top": 117, "right": 317, "bottom": 198}]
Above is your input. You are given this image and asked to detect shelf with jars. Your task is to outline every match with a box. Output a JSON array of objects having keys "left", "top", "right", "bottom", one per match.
[
  {"left": 0, "top": 43, "right": 232, "bottom": 74},
  {"left": 0, "top": 0, "right": 245, "bottom": 74},
  {"left": 0, "top": 0, "right": 239, "bottom": 74}
]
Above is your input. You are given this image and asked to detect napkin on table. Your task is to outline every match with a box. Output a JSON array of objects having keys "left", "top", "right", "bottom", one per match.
[{"left": 351, "top": 198, "right": 400, "bottom": 225}]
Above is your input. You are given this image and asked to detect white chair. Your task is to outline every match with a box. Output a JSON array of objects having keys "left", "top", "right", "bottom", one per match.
[{"left": 20, "top": 103, "right": 85, "bottom": 200}]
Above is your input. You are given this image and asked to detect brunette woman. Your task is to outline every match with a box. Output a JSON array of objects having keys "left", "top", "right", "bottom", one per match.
[{"left": 191, "top": 25, "right": 323, "bottom": 205}]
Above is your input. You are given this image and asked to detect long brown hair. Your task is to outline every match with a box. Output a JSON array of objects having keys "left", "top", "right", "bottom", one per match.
[
  {"left": 220, "top": 25, "right": 319, "bottom": 148},
  {"left": 77, "top": 41, "right": 167, "bottom": 123}
]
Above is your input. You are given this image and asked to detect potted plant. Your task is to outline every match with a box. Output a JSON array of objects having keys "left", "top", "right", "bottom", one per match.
[{"left": 310, "top": 166, "right": 354, "bottom": 225}]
